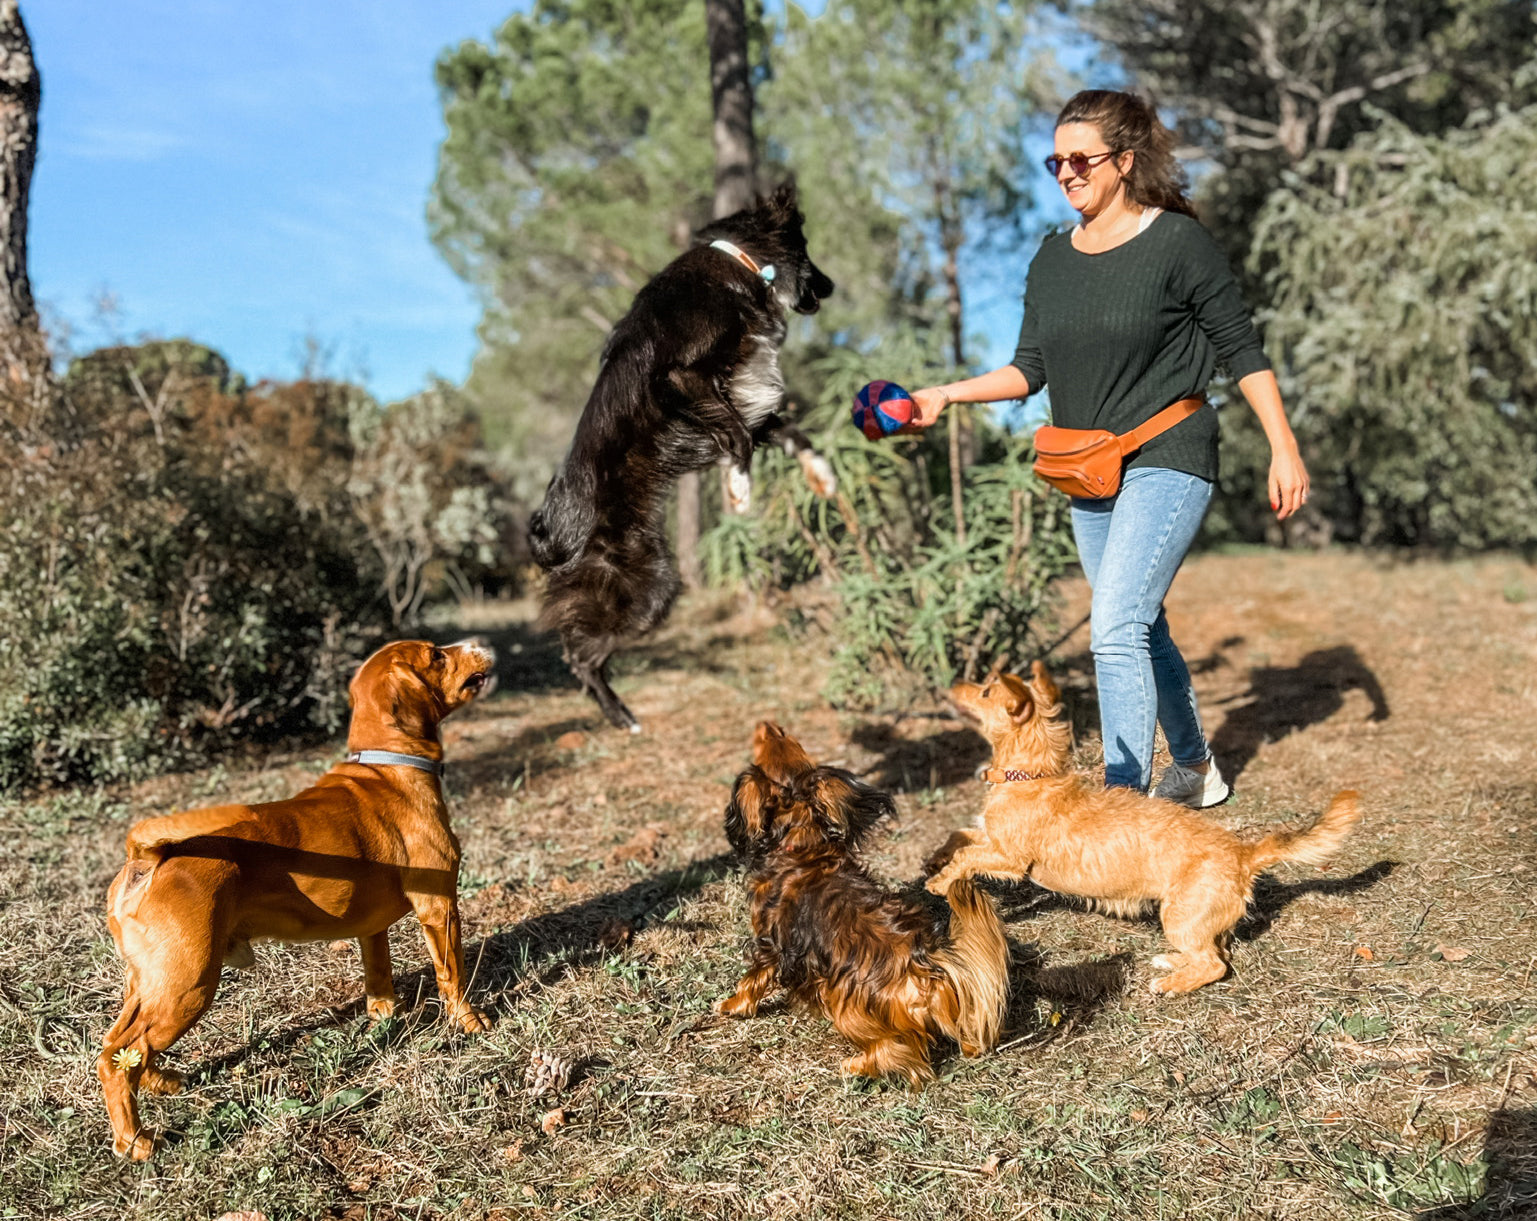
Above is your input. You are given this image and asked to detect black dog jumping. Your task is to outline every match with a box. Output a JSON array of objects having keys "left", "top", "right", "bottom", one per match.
[{"left": 528, "top": 183, "right": 834, "bottom": 732}]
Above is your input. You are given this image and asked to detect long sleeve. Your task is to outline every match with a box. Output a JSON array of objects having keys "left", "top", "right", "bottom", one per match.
[
  {"left": 1177, "top": 225, "right": 1271, "bottom": 381},
  {"left": 1009, "top": 262, "right": 1048, "bottom": 395}
]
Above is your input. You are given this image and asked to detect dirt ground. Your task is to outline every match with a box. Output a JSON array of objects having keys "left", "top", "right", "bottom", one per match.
[{"left": 2, "top": 549, "right": 1534, "bottom": 1220}]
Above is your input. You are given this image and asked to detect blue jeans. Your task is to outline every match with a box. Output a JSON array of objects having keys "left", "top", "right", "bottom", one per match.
[{"left": 1070, "top": 466, "right": 1213, "bottom": 792}]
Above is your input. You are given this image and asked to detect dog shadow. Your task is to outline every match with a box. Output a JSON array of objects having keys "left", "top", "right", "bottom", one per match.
[
  {"left": 1003, "top": 945, "right": 1133, "bottom": 1048},
  {"left": 849, "top": 720, "right": 990, "bottom": 793},
  {"left": 447, "top": 716, "right": 602, "bottom": 791},
  {"left": 1416, "top": 1107, "right": 1537, "bottom": 1219},
  {"left": 1210, "top": 644, "right": 1390, "bottom": 781},
  {"left": 465, "top": 852, "right": 735, "bottom": 995},
  {"left": 1235, "top": 859, "right": 1398, "bottom": 942}
]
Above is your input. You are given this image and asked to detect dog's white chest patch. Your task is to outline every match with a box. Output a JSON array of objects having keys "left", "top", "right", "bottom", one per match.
[{"left": 731, "top": 337, "right": 784, "bottom": 428}]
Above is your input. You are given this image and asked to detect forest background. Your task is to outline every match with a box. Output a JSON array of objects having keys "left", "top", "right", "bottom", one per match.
[{"left": 1, "top": 0, "right": 1534, "bottom": 790}]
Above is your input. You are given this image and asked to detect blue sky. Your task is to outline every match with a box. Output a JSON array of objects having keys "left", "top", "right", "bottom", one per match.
[
  {"left": 29, "top": 1, "right": 515, "bottom": 402},
  {"left": 28, "top": 1, "right": 1087, "bottom": 406}
]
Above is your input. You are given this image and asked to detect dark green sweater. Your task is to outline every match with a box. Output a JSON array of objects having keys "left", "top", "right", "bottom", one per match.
[{"left": 1009, "top": 210, "right": 1271, "bottom": 481}]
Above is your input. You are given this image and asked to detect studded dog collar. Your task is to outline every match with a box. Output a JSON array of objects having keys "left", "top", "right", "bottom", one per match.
[{"left": 981, "top": 767, "right": 1056, "bottom": 785}]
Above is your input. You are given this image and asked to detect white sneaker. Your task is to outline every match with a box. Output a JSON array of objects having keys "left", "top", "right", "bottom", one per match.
[{"left": 1153, "top": 757, "right": 1230, "bottom": 808}]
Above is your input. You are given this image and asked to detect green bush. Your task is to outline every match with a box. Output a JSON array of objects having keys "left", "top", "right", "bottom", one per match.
[
  {"left": 703, "top": 335, "right": 1077, "bottom": 707},
  {"left": 1232, "top": 102, "right": 1537, "bottom": 550},
  {"left": 0, "top": 342, "right": 513, "bottom": 793}
]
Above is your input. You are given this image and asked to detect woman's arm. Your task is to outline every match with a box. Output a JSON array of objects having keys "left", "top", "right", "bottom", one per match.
[
  {"left": 1237, "top": 369, "right": 1309, "bottom": 520},
  {"left": 907, "top": 365, "right": 1032, "bottom": 429}
]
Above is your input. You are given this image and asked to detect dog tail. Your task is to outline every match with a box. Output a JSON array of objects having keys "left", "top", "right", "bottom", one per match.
[
  {"left": 930, "top": 879, "right": 1010, "bottom": 1056},
  {"left": 1244, "top": 790, "right": 1361, "bottom": 874},
  {"left": 125, "top": 807, "right": 249, "bottom": 861}
]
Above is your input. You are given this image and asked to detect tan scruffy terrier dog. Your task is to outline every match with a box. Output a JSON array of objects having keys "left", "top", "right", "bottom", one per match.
[{"left": 926, "top": 661, "right": 1360, "bottom": 995}]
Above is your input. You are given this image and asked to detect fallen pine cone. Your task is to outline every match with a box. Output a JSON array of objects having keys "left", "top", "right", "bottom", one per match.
[{"left": 524, "top": 1049, "right": 574, "bottom": 1098}]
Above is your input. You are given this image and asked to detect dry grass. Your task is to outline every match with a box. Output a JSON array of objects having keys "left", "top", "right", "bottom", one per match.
[{"left": 2, "top": 551, "right": 1535, "bottom": 1220}]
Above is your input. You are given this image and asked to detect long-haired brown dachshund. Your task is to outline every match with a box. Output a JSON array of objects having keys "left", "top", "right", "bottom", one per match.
[
  {"left": 926, "top": 661, "right": 1361, "bottom": 994},
  {"left": 717, "top": 722, "right": 1009, "bottom": 1085},
  {"left": 99, "top": 639, "right": 496, "bottom": 1160}
]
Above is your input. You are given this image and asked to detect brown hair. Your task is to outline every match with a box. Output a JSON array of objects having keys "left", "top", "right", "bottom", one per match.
[{"left": 1055, "top": 89, "right": 1194, "bottom": 217}]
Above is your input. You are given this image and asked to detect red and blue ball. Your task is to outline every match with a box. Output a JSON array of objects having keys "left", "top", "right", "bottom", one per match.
[{"left": 851, "top": 380, "right": 915, "bottom": 440}]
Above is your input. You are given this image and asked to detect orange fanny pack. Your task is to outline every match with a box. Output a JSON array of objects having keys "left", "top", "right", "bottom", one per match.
[{"left": 1031, "top": 397, "right": 1204, "bottom": 499}]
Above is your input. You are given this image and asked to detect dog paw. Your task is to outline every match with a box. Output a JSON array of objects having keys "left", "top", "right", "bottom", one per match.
[
  {"left": 712, "top": 994, "right": 755, "bottom": 1018},
  {"left": 114, "top": 1129, "right": 159, "bottom": 1161},
  {"left": 725, "top": 465, "right": 752, "bottom": 513},
  {"left": 456, "top": 1007, "right": 492, "bottom": 1034},
  {"left": 1150, "top": 954, "right": 1176, "bottom": 971},
  {"left": 797, "top": 451, "right": 837, "bottom": 499},
  {"left": 838, "top": 1053, "right": 876, "bottom": 1079},
  {"left": 367, "top": 997, "right": 398, "bottom": 1022}
]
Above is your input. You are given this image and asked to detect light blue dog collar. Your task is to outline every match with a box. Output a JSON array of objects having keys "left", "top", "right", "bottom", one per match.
[{"left": 346, "top": 750, "right": 444, "bottom": 777}]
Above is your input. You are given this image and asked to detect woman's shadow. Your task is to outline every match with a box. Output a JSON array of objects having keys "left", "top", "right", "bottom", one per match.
[
  {"left": 1416, "top": 1106, "right": 1537, "bottom": 1219},
  {"left": 1207, "top": 643, "right": 1390, "bottom": 783}
]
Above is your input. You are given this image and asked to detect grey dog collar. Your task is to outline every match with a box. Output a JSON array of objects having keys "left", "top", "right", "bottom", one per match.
[{"left": 346, "top": 750, "right": 444, "bottom": 777}]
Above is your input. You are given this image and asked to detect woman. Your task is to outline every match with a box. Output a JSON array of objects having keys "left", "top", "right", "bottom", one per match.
[{"left": 909, "top": 89, "right": 1309, "bottom": 804}]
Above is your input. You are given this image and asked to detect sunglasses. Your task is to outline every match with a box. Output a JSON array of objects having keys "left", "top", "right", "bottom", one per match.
[{"left": 1044, "top": 150, "right": 1119, "bottom": 178}]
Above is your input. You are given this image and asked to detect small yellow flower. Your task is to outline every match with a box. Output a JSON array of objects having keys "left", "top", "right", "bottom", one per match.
[
  {"left": 1048, "top": 1011, "right": 1062, "bottom": 1027},
  {"left": 111, "top": 1047, "right": 143, "bottom": 1073}
]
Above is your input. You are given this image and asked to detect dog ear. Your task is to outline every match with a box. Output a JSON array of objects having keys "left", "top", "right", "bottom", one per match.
[
  {"left": 1029, "top": 660, "right": 1062, "bottom": 707},
  {"left": 724, "top": 768, "right": 774, "bottom": 855},
  {"left": 998, "top": 673, "right": 1036, "bottom": 724},
  {"left": 752, "top": 720, "right": 815, "bottom": 785},
  {"left": 807, "top": 769, "right": 894, "bottom": 844},
  {"left": 766, "top": 179, "right": 799, "bottom": 219}
]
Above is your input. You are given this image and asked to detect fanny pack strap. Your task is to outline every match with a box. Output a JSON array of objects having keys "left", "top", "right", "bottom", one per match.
[{"left": 1116, "top": 396, "right": 1203, "bottom": 456}]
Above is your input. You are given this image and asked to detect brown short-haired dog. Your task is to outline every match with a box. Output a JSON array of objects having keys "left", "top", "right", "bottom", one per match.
[
  {"left": 926, "top": 662, "right": 1360, "bottom": 995},
  {"left": 717, "top": 722, "right": 1009, "bottom": 1085},
  {"left": 99, "top": 639, "right": 496, "bottom": 1160}
]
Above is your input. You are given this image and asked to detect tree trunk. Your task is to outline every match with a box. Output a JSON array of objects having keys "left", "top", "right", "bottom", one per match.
[
  {"left": 680, "top": 0, "right": 759, "bottom": 588},
  {"left": 0, "top": 0, "right": 40, "bottom": 384},
  {"left": 934, "top": 161, "right": 968, "bottom": 547},
  {"left": 706, "top": 0, "right": 757, "bottom": 217}
]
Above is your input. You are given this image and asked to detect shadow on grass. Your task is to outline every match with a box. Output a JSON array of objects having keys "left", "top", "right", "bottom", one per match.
[
  {"left": 1236, "top": 859, "right": 1398, "bottom": 943},
  {"left": 978, "top": 945, "right": 1134, "bottom": 1062},
  {"left": 181, "top": 853, "right": 735, "bottom": 1092},
  {"left": 1211, "top": 644, "right": 1390, "bottom": 782},
  {"left": 447, "top": 715, "right": 602, "bottom": 791},
  {"left": 849, "top": 720, "right": 990, "bottom": 793},
  {"left": 465, "top": 852, "right": 735, "bottom": 997},
  {"left": 1417, "top": 1107, "right": 1537, "bottom": 1220},
  {"left": 1046, "top": 642, "right": 1388, "bottom": 784}
]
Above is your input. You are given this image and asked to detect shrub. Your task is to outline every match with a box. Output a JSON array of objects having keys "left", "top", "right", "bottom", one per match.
[
  {"left": 0, "top": 342, "right": 513, "bottom": 792},
  {"left": 704, "top": 335, "right": 1077, "bottom": 708}
]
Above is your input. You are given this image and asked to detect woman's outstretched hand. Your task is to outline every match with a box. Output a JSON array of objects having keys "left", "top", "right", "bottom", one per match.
[
  {"left": 1269, "top": 446, "right": 1310, "bottom": 520},
  {"left": 906, "top": 387, "right": 950, "bottom": 431}
]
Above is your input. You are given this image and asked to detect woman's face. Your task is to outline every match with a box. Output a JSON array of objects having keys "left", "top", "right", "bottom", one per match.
[{"left": 1052, "top": 122, "right": 1132, "bottom": 219}]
